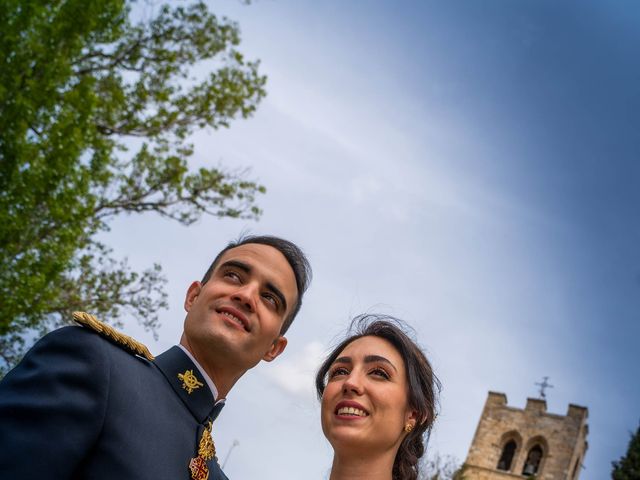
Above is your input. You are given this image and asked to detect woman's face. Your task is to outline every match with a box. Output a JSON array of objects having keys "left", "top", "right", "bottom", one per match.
[{"left": 321, "top": 335, "right": 416, "bottom": 456}]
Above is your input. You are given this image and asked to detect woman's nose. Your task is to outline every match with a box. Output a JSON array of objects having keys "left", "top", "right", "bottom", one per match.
[{"left": 342, "top": 373, "right": 364, "bottom": 395}]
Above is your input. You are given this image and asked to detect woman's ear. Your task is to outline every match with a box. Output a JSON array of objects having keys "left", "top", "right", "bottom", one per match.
[{"left": 405, "top": 409, "right": 419, "bottom": 429}]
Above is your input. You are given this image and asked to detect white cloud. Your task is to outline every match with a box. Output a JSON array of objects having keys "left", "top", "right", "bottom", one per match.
[{"left": 262, "top": 341, "right": 326, "bottom": 400}]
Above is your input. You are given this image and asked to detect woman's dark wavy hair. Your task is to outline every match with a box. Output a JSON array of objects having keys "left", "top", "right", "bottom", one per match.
[{"left": 315, "top": 314, "right": 440, "bottom": 480}]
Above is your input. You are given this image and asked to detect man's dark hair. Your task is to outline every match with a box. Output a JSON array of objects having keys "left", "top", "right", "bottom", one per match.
[
  {"left": 201, "top": 235, "right": 312, "bottom": 334},
  {"left": 315, "top": 314, "right": 441, "bottom": 480}
]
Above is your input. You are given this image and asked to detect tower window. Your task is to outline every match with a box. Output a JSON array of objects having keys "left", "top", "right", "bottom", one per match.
[
  {"left": 497, "top": 440, "right": 517, "bottom": 471},
  {"left": 522, "top": 444, "right": 544, "bottom": 476}
]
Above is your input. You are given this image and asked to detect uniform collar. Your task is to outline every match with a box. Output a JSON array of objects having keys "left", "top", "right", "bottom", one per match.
[
  {"left": 177, "top": 344, "right": 222, "bottom": 402},
  {"left": 154, "top": 346, "right": 224, "bottom": 423}
]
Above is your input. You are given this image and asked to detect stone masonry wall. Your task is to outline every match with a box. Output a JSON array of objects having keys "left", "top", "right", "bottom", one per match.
[{"left": 464, "top": 392, "right": 588, "bottom": 480}]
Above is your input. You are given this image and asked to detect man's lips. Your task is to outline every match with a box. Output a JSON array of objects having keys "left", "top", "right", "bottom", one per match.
[
  {"left": 217, "top": 307, "right": 250, "bottom": 332},
  {"left": 334, "top": 400, "right": 369, "bottom": 418}
]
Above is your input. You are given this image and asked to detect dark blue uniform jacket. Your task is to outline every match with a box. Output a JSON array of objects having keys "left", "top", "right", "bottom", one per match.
[{"left": 0, "top": 325, "right": 228, "bottom": 479}]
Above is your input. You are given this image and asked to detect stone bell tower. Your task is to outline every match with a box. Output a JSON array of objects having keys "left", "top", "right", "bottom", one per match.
[{"left": 463, "top": 392, "right": 588, "bottom": 479}]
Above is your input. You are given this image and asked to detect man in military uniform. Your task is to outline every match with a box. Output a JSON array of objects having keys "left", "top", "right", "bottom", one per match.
[{"left": 0, "top": 235, "right": 312, "bottom": 480}]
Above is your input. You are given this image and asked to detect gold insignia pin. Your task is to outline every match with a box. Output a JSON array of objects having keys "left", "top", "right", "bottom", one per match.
[{"left": 178, "top": 369, "right": 204, "bottom": 394}]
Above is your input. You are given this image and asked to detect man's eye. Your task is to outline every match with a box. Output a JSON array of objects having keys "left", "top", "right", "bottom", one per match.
[
  {"left": 262, "top": 293, "right": 278, "bottom": 307},
  {"left": 370, "top": 367, "right": 390, "bottom": 380},
  {"left": 224, "top": 271, "right": 241, "bottom": 282}
]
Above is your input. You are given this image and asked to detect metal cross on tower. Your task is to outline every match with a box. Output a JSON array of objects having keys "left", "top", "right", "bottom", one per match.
[{"left": 535, "top": 376, "right": 554, "bottom": 399}]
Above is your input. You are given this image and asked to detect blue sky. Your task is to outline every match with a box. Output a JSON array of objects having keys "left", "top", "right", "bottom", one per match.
[{"left": 107, "top": 1, "right": 640, "bottom": 478}]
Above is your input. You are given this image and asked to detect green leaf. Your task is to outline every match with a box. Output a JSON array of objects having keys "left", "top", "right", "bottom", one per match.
[{"left": 0, "top": 0, "right": 266, "bottom": 374}]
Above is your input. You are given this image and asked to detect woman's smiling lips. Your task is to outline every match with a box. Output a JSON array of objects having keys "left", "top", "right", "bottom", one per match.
[
  {"left": 334, "top": 400, "right": 369, "bottom": 418},
  {"left": 217, "top": 306, "right": 250, "bottom": 332}
]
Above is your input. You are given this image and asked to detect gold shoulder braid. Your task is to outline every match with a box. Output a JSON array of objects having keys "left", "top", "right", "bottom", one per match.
[{"left": 72, "top": 311, "right": 155, "bottom": 361}]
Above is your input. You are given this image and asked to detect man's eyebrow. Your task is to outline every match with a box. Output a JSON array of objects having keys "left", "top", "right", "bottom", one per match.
[
  {"left": 364, "top": 355, "right": 398, "bottom": 372},
  {"left": 219, "top": 259, "right": 251, "bottom": 273},
  {"left": 219, "top": 260, "right": 288, "bottom": 312}
]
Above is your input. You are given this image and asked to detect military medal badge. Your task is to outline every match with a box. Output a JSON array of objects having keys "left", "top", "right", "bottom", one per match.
[
  {"left": 189, "top": 422, "right": 216, "bottom": 480},
  {"left": 189, "top": 456, "right": 209, "bottom": 480}
]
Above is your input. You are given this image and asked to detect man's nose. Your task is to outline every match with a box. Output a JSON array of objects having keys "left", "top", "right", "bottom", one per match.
[{"left": 231, "top": 282, "right": 258, "bottom": 312}]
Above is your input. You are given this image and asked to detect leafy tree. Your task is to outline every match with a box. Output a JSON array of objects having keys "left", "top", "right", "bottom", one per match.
[
  {"left": 0, "top": 0, "right": 267, "bottom": 373},
  {"left": 612, "top": 424, "right": 640, "bottom": 480}
]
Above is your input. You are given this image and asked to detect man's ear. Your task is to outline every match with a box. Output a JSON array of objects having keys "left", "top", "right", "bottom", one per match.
[
  {"left": 184, "top": 281, "right": 202, "bottom": 312},
  {"left": 262, "top": 336, "right": 288, "bottom": 362}
]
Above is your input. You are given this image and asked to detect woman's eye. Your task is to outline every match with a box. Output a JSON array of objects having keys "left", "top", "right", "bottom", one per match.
[
  {"left": 329, "top": 367, "right": 349, "bottom": 378},
  {"left": 370, "top": 368, "right": 390, "bottom": 379}
]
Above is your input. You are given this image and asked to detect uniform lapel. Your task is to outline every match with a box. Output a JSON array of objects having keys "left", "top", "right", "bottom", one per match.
[
  {"left": 154, "top": 346, "right": 218, "bottom": 423},
  {"left": 155, "top": 346, "right": 228, "bottom": 479}
]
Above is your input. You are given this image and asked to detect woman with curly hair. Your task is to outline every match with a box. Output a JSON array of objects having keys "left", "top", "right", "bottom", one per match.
[{"left": 316, "top": 315, "right": 440, "bottom": 480}]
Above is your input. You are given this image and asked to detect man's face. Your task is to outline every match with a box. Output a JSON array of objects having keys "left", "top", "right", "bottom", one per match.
[{"left": 182, "top": 243, "right": 298, "bottom": 372}]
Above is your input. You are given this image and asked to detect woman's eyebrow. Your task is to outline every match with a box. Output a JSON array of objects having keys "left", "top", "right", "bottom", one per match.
[
  {"left": 333, "top": 356, "right": 352, "bottom": 365},
  {"left": 363, "top": 355, "right": 398, "bottom": 372},
  {"left": 332, "top": 355, "right": 398, "bottom": 373}
]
